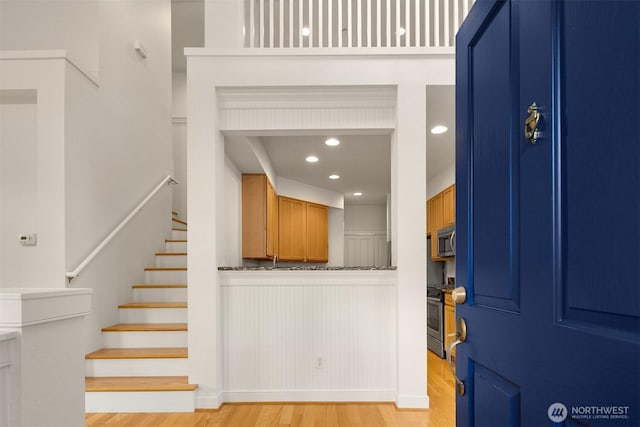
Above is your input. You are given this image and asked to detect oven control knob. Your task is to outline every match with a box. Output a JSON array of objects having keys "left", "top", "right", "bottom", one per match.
[{"left": 451, "top": 286, "right": 467, "bottom": 304}]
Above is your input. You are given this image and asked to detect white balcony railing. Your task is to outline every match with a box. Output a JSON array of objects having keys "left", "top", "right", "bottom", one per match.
[{"left": 245, "top": 0, "right": 474, "bottom": 48}]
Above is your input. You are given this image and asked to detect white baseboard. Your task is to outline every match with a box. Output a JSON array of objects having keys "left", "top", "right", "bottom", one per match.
[
  {"left": 395, "top": 394, "right": 430, "bottom": 409},
  {"left": 222, "top": 389, "right": 396, "bottom": 403},
  {"left": 196, "top": 390, "right": 224, "bottom": 409}
]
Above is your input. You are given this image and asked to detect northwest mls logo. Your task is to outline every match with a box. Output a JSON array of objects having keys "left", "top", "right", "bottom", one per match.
[{"left": 548, "top": 402, "right": 568, "bottom": 422}]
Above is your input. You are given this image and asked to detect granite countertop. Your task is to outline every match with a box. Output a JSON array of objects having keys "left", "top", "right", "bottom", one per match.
[{"left": 218, "top": 266, "right": 397, "bottom": 271}]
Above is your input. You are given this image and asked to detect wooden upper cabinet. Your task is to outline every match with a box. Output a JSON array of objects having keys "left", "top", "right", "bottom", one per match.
[
  {"left": 242, "top": 174, "right": 277, "bottom": 259},
  {"left": 278, "top": 196, "right": 307, "bottom": 261},
  {"left": 278, "top": 196, "right": 328, "bottom": 263},
  {"left": 306, "top": 202, "right": 329, "bottom": 262},
  {"left": 427, "top": 184, "right": 455, "bottom": 261},
  {"left": 442, "top": 185, "right": 456, "bottom": 226}
]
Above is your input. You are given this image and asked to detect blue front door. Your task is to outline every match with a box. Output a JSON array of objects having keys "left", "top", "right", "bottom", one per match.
[{"left": 455, "top": 0, "right": 639, "bottom": 425}]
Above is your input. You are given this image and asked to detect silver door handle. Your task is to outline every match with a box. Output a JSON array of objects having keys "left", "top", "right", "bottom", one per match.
[
  {"left": 450, "top": 231, "right": 456, "bottom": 255},
  {"left": 447, "top": 317, "right": 467, "bottom": 396}
]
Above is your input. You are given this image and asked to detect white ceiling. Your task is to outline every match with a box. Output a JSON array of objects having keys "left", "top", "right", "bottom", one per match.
[{"left": 171, "top": 1, "right": 456, "bottom": 204}]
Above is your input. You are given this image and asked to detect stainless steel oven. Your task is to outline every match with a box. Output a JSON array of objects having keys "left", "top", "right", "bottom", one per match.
[{"left": 427, "top": 287, "right": 445, "bottom": 358}]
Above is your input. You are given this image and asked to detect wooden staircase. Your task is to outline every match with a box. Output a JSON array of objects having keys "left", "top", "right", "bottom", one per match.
[{"left": 85, "top": 213, "right": 197, "bottom": 413}]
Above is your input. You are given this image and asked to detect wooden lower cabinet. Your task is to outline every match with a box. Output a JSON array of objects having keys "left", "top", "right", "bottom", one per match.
[{"left": 444, "top": 291, "right": 456, "bottom": 364}]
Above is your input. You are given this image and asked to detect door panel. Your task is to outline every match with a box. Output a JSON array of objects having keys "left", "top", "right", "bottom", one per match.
[
  {"left": 470, "top": 0, "right": 520, "bottom": 312},
  {"left": 558, "top": 0, "right": 640, "bottom": 335},
  {"left": 456, "top": 0, "right": 640, "bottom": 425}
]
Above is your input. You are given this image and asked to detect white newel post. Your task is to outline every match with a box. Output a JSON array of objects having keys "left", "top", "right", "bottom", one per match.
[{"left": 0, "top": 288, "right": 92, "bottom": 427}]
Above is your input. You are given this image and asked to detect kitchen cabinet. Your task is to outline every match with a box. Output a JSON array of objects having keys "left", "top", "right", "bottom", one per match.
[
  {"left": 427, "top": 184, "right": 456, "bottom": 260},
  {"left": 242, "top": 174, "right": 278, "bottom": 259},
  {"left": 306, "top": 202, "right": 329, "bottom": 262},
  {"left": 278, "top": 196, "right": 328, "bottom": 262},
  {"left": 444, "top": 290, "right": 456, "bottom": 365}
]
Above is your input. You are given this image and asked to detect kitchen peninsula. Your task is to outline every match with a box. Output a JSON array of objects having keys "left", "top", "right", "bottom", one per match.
[{"left": 217, "top": 266, "right": 398, "bottom": 403}]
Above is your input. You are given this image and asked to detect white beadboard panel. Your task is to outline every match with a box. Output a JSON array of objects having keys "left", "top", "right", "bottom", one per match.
[
  {"left": 344, "top": 234, "right": 389, "bottom": 267},
  {"left": 220, "top": 107, "right": 395, "bottom": 132},
  {"left": 221, "top": 272, "right": 396, "bottom": 397}
]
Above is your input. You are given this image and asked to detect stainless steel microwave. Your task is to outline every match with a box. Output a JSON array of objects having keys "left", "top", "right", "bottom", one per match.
[{"left": 437, "top": 224, "right": 456, "bottom": 257}]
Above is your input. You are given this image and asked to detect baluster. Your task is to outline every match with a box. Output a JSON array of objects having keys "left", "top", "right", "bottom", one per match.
[
  {"left": 405, "top": 0, "right": 410, "bottom": 46},
  {"left": 386, "top": 0, "right": 390, "bottom": 47},
  {"left": 269, "top": 0, "right": 274, "bottom": 47},
  {"left": 357, "top": 0, "right": 362, "bottom": 47},
  {"left": 415, "top": 0, "right": 420, "bottom": 47},
  {"left": 463, "top": 0, "right": 469, "bottom": 22},
  {"left": 279, "top": 0, "right": 284, "bottom": 47},
  {"left": 434, "top": 0, "right": 439, "bottom": 46},
  {"left": 444, "top": 0, "right": 449, "bottom": 46},
  {"left": 319, "top": 0, "right": 324, "bottom": 47},
  {"left": 425, "top": 0, "right": 430, "bottom": 46},
  {"left": 328, "top": 0, "right": 333, "bottom": 47},
  {"left": 453, "top": 0, "right": 459, "bottom": 45},
  {"left": 309, "top": 0, "right": 314, "bottom": 46},
  {"left": 289, "top": 0, "right": 293, "bottom": 47},
  {"left": 299, "top": 0, "right": 303, "bottom": 47},
  {"left": 260, "top": 0, "right": 265, "bottom": 47},
  {"left": 395, "top": 0, "right": 400, "bottom": 47},
  {"left": 348, "top": 0, "right": 352, "bottom": 47},
  {"left": 376, "top": 0, "right": 381, "bottom": 46},
  {"left": 339, "top": 0, "right": 343, "bottom": 46},
  {"left": 367, "top": 0, "right": 371, "bottom": 47},
  {"left": 250, "top": 0, "right": 255, "bottom": 47}
]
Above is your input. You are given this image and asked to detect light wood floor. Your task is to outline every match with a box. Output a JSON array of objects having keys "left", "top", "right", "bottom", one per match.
[{"left": 86, "top": 350, "right": 455, "bottom": 427}]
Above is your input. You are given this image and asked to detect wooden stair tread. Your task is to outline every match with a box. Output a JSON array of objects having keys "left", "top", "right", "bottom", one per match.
[
  {"left": 85, "top": 376, "right": 197, "bottom": 392},
  {"left": 165, "top": 239, "right": 187, "bottom": 243},
  {"left": 172, "top": 228, "right": 188, "bottom": 232},
  {"left": 172, "top": 211, "right": 179, "bottom": 216},
  {"left": 172, "top": 218, "right": 188, "bottom": 226},
  {"left": 86, "top": 347, "right": 187, "bottom": 359},
  {"left": 132, "top": 284, "right": 186, "bottom": 289},
  {"left": 155, "top": 252, "right": 187, "bottom": 256},
  {"left": 118, "top": 302, "right": 187, "bottom": 309},
  {"left": 144, "top": 267, "right": 187, "bottom": 271},
  {"left": 102, "top": 323, "right": 188, "bottom": 332}
]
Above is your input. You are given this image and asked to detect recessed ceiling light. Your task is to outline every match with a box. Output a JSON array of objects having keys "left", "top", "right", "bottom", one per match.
[
  {"left": 431, "top": 125, "right": 448, "bottom": 135},
  {"left": 329, "top": 174, "right": 340, "bottom": 180},
  {"left": 302, "top": 27, "right": 310, "bottom": 37},
  {"left": 325, "top": 138, "right": 340, "bottom": 146},
  {"left": 397, "top": 27, "right": 406, "bottom": 36},
  {"left": 305, "top": 155, "right": 319, "bottom": 163},
  {"left": 353, "top": 192, "right": 363, "bottom": 196}
]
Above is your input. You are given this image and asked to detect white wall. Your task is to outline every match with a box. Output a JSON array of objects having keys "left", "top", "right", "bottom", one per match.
[
  {"left": 204, "top": 0, "right": 245, "bottom": 48},
  {"left": 327, "top": 207, "right": 344, "bottom": 266},
  {"left": 277, "top": 176, "right": 344, "bottom": 209},
  {"left": 0, "top": 100, "right": 37, "bottom": 287},
  {"left": 344, "top": 204, "right": 387, "bottom": 233},
  {"left": 63, "top": 0, "right": 173, "bottom": 351},
  {"left": 426, "top": 162, "right": 455, "bottom": 199},
  {"left": 172, "top": 71, "right": 188, "bottom": 217},
  {"left": 0, "top": 58, "right": 67, "bottom": 289},
  {"left": 0, "top": 0, "right": 99, "bottom": 77},
  {"left": 224, "top": 154, "right": 242, "bottom": 266}
]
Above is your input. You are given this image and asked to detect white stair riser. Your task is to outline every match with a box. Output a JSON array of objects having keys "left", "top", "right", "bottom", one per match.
[
  {"left": 133, "top": 288, "right": 187, "bottom": 303},
  {"left": 171, "top": 230, "right": 187, "bottom": 240},
  {"left": 156, "top": 255, "right": 187, "bottom": 268},
  {"left": 119, "top": 308, "right": 187, "bottom": 323},
  {"left": 85, "top": 391, "right": 195, "bottom": 413},
  {"left": 102, "top": 331, "right": 187, "bottom": 348},
  {"left": 145, "top": 270, "right": 187, "bottom": 284},
  {"left": 86, "top": 358, "right": 188, "bottom": 377},
  {"left": 165, "top": 241, "right": 187, "bottom": 252}
]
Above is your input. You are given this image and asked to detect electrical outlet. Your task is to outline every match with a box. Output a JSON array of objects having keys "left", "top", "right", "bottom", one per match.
[{"left": 19, "top": 233, "right": 37, "bottom": 246}]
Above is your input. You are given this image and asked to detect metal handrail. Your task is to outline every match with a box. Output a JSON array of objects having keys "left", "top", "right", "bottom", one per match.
[{"left": 66, "top": 175, "right": 179, "bottom": 283}]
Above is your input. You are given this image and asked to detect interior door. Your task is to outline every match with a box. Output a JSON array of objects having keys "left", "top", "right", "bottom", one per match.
[{"left": 455, "top": 0, "right": 639, "bottom": 426}]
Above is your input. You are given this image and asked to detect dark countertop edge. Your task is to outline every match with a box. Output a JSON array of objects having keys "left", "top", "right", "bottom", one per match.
[{"left": 218, "top": 266, "right": 397, "bottom": 271}]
